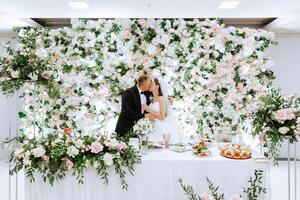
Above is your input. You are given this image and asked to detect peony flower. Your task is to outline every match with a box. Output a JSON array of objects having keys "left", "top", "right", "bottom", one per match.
[
  {"left": 103, "top": 153, "right": 114, "bottom": 166},
  {"left": 200, "top": 193, "right": 212, "bottom": 200},
  {"left": 67, "top": 146, "right": 79, "bottom": 157},
  {"left": 279, "top": 127, "right": 290, "bottom": 135},
  {"left": 273, "top": 108, "right": 296, "bottom": 122},
  {"left": 64, "top": 159, "right": 74, "bottom": 170},
  {"left": 258, "top": 133, "right": 267, "bottom": 144},
  {"left": 41, "top": 71, "right": 52, "bottom": 79},
  {"left": 41, "top": 155, "right": 49, "bottom": 163},
  {"left": 32, "top": 145, "right": 46, "bottom": 158},
  {"left": 231, "top": 195, "right": 242, "bottom": 200},
  {"left": 90, "top": 142, "right": 103, "bottom": 154},
  {"left": 117, "top": 141, "right": 128, "bottom": 151}
]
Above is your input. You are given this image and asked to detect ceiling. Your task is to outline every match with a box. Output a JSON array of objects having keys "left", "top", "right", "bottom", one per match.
[{"left": 0, "top": 0, "right": 300, "bottom": 34}]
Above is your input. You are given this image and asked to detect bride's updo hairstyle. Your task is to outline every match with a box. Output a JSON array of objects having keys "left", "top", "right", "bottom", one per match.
[{"left": 154, "top": 78, "right": 163, "bottom": 96}]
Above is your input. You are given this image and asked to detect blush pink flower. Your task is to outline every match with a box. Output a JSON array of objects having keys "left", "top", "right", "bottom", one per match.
[
  {"left": 117, "top": 142, "right": 128, "bottom": 151},
  {"left": 200, "top": 193, "right": 212, "bottom": 200},
  {"left": 64, "top": 159, "right": 74, "bottom": 170},
  {"left": 231, "top": 195, "right": 242, "bottom": 200},
  {"left": 274, "top": 108, "right": 295, "bottom": 122},
  {"left": 90, "top": 142, "right": 103, "bottom": 154},
  {"left": 258, "top": 133, "right": 267, "bottom": 144}
]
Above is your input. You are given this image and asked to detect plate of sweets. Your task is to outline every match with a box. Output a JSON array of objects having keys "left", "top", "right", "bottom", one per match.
[
  {"left": 192, "top": 140, "right": 212, "bottom": 157},
  {"left": 220, "top": 144, "right": 252, "bottom": 160}
]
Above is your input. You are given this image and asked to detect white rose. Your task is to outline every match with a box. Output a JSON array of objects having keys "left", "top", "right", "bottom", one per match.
[
  {"left": 32, "top": 145, "right": 46, "bottom": 158},
  {"left": 35, "top": 48, "right": 48, "bottom": 59},
  {"left": 109, "top": 138, "right": 119, "bottom": 148},
  {"left": 28, "top": 73, "right": 38, "bottom": 81},
  {"left": 67, "top": 146, "right": 79, "bottom": 157},
  {"left": 75, "top": 139, "right": 84, "bottom": 149},
  {"left": 14, "top": 147, "right": 24, "bottom": 156},
  {"left": 146, "top": 44, "right": 157, "bottom": 55},
  {"left": 18, "top": 29, "right": 26, "bottom": 37},
  {"left": 103, "top": 153, "right": 114, "bottom": 166},
  {"left": 279, "top": 127, "right": 290, "bottom": 135},
  {"left": 23, "top": 158, "right": 32, "bottom": 166},
  {"left": 11, "top": 70, "right": 20, "bottom": 78}
]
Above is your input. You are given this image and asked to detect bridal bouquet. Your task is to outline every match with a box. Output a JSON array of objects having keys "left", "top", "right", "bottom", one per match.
[
  {"left": 133, "top": 118, "right": 153, "bottom": 136},
  {"left": 252, "top": 89, "right": 300, "bottom": 164},
  {"left": 9, "top": 132, "right": 141, "bottom": 189}
]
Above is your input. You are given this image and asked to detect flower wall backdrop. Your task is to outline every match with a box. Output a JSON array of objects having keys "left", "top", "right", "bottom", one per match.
[{"left": 0, "top": 19, "right": 276, "bottom": 137}]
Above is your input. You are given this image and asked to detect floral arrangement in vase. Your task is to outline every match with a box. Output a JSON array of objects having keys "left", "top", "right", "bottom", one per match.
[{"left": 251, "top": 89, "right": 300, "bottom": 164}]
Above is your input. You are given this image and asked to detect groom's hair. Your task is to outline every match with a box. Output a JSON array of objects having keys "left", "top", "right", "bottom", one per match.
[{"left": 137, "top": 75, "right": 149, "bottom": 86}]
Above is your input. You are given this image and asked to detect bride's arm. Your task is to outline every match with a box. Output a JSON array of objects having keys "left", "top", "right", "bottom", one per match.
[{"left": 143, "top": 97, "right": 166, "bottom": 120}]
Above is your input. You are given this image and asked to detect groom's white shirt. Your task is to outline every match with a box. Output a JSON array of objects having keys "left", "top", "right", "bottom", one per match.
[{"left": 137, "top": 86, "right": 146, "bottom": 113}]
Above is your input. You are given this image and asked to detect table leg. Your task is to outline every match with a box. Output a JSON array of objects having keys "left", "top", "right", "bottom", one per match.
[
  {"left": 294, "top": 143, "right": 297, "bottom": 200},
  {"left": 288, "top": 141, "right": 290, "bottom": 200}
]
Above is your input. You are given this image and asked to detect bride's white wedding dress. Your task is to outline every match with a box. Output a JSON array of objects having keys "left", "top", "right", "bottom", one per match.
[{"left": 148, "top": 100, "right": 181, "bottom": 143}]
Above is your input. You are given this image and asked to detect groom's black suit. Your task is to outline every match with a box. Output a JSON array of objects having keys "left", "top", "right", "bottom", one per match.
[{"left": 115, "top": 85, "right": 152, "bottom": 136}]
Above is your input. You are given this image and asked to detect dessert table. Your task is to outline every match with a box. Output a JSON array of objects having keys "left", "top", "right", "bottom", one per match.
[{"left": 25, "top": 146, "right": 270, "bottom": 200}]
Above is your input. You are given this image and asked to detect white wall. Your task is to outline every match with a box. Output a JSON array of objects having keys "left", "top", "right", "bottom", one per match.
[
  {"left": 269, "top": 34, "right": 300, "bottom": 159},
  {"left": 0, "top": 35, "right": 25, "bottom": 200},
  {"left": 270, "top": 34, "right": 300, "bottom": 95},
  {"left": 0, "top": 36, "right": 21, "bottom": 142}
]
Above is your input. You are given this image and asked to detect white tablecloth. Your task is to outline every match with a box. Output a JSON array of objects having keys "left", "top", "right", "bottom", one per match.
[{"left": 25, "top": 146, "right": 270, "bottom": 200}]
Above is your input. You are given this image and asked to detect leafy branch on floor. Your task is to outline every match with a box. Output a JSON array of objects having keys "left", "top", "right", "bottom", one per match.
[{"left": 179, "top": 169, "right": 267, "bottom": 200}]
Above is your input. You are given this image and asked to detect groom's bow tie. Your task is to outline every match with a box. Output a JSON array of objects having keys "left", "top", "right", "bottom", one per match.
[{"left": 140, "top": 91, "right": 145, "bottom": 95}]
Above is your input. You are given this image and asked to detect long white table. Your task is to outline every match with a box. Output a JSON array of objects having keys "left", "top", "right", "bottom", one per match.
[{"left": 25, "top": 146, "right": 270, "bottom": 200}]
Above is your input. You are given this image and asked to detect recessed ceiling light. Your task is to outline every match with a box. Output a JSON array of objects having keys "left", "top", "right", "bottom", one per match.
[
  {"left": 218, "top": 1, "right": 240, "bottom": 9},
  {"left": 68, "top": 2, "right": 90, "bottom": 10}
]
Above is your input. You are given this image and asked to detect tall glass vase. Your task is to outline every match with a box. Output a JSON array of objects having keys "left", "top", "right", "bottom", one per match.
[{"left": 287, "top": 136, "right": 298, "bottom": 200}]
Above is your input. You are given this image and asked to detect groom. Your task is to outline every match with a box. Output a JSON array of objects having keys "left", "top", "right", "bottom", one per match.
[{"left": 115, "top": 74, "right": 152, "bottom": 136}]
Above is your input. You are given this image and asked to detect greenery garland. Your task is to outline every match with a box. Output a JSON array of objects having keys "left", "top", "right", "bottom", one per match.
[{"left": 8, "top": 132, "right": 141, "bottom": 190}]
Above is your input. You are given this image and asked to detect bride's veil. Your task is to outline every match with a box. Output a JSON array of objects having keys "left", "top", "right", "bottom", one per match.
[{"left": 157, "top": 77, "right": 174, "bottom": 117}]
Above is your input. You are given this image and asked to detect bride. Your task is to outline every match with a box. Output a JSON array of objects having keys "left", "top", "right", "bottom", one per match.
[{"left": 142, "top": 78, "right": 181, "bottom": 143}]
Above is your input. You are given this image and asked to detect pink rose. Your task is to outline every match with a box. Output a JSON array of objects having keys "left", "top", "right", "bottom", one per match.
[
  {"left": 279, "top": 127, "right": 290, "bottom": 135},
  {"left": 236, "top": 83, "right": 244, "bottom": 93},
  {"left": 117, "top": 142, "right": 128, "bottom": 151},
  {"left": 274, "top": 108, "right": 295, "bottom": 122},
  {"left": 64, "top": 159, "right": 74, "bottom": 170},
  {"left": 90, "top": 142, "right": 103, "bottom": 154},
  {"left": 200, "top": 193, "right": 212, "bottom": 200},
  {"left": 231, "top": 195, "right": 242, "bottom": 200},
  {"left": 41, "top": 155, "right": 49, "bottom": 163},
  {"left": 41, "top": 71, "right": 52, "bottom": 79},
  {"left": 258, "top": 134, "right": 267, "bottom": 144}
]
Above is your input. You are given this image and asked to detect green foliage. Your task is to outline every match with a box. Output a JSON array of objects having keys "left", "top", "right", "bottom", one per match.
[
  {"left": 8, "top": 133, "right": 141, "bottom": 190},
  {"left": 179, "top": 170, "right": 267, "bottom": 200},
  {"left": 144, "top": 28, "right": 156, "bottom": 43},
  {"left": 252, "top": 89, "right": 300, "bottom": 164},
  {"left": 206, "top": 177, "right": 225, "bottom": 200},
  {"left": 243, "top": 169, "right": 267, "bottom": 200},
  {"left": 179, "top": 179, "right": 200, "bottom": 200}
]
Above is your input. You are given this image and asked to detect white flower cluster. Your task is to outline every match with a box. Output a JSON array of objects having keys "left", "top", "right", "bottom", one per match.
[
  {"left": 13, "top": 19, "right": 275, "bottom": 137},
  {"left": 133, "top": 118, "right": 153, "bottom": 136}
]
